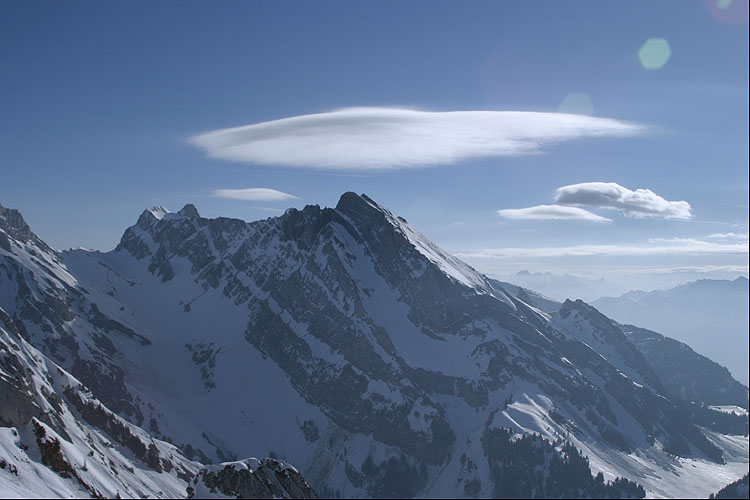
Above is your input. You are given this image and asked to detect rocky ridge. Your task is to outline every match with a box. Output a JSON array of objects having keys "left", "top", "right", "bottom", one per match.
[{"left": 2, "top": 195, "right": 748, "bottom": 498}]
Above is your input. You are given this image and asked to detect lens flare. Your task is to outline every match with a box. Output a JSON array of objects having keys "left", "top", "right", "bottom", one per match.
[
  {"left": 558, "top": 93, "right": 594, "bottom": 116},
  {"left": 638, "top": 38, "right": 671, "bottom": 70},
  {"left": 717, "top": 0, "right": 733, "bottom": 10},
  {"left": 704, "top": 0, "right": 749, "bottom": 24}
]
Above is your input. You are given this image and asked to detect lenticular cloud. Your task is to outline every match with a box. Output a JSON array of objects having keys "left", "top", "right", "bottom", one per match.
[
  {"left": 213, "top": 188, "right": 299, "bottom": 201},
  {"left": 190, "top": 107, "right": 642, "bottom": 170},
  {"left": 555, "top": 182, "right": 692, "bottom": 219},
  {"left": 498, "top": 205, "right": 612, "bottom": 222}
]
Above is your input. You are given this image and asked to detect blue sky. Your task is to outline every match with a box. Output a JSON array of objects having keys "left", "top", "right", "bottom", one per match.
[{"left": 1, "top": 1, "right": 748, "bottom": 289}]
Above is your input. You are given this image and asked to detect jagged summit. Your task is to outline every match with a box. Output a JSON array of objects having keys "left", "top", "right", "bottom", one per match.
[
  {"left": 4, "top": 196, "right": 748, "bottom": 499},
  {"left": 335, "top": 191, "right": 381, "bottom": 213},
  {"left": 147, "top": 205, "right": 170, "bottom": 220},
  {"left": 119, "top": 192, "right": 497, "bottom": 294},
  {"left": 130, "top": 193, "right": 382, "bottom": 235},
  {"left": 334, "top": 192, "right": 399, "bottom": 231},
  {"left": 132, "top": 203, "right": 202, "bottom": 236},
  {"left": 178, "top": 203, "right": 200, "bottom": 218},
  {"left": 0, "top": 201, "right": 56, "bottom": 254},
  {"left": 0, "top": 202, "right": 34, "bottom": 243}
]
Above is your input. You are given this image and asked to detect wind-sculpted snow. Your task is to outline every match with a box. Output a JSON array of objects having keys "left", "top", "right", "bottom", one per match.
[{"left": 2, "top": 195, "right": 749, "bottom": 498}]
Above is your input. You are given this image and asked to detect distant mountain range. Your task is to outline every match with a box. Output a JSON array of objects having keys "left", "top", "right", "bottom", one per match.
[
  {"left": 497, "top": 280, "right": 749, "bottom": 412},
  {"left": 495, "top": 270, "right": 628, "bottom": 303},
  {"left": 2, "top": 196, "right": 748, "bottom": 498},
  {"left": 592, "top": 277, "right": 749, "bottom": 385}
]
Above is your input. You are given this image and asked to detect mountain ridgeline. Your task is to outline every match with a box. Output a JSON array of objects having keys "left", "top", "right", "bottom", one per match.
[
  {"left": 1, "top": 195, "right": 748, "bottom": 498},
  {"left": 592, "top": 277, "right": 749, "bottom": 385}
]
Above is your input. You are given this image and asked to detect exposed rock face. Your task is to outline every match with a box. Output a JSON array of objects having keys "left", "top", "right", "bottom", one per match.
[
  {"left": 1, "top": 202, "right": 147, "bottom": 426},
  {"left": 0, "top": 310, "right": 45, "bottom": 428},
  {"left": 2, "top": 195, "right": 748, "bottom": 498},
  {"left": 0, "top": 202, "right": 40, "bottom": 246},
  {"left": 1, "top": 306, "right": 316, "bottom": 498},
  {"left": 188, "top": 458, "right": 317, "bottom": 499},
  {"left": 0, "top": 307, "right": 198, "bottom": 497},
  {"left": 178, "top": 204, "right": 200, "bottom": 219}
]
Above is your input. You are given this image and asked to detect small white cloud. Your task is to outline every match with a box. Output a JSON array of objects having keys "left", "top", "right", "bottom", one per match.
[
  {"left": 555, "top": 182, "right": 692, "bottom": 219},
  {"left": 190, "top": 107, "right": 642, "bottom": 170},
  {"left": 498, "top": 205, "right": 611, "bottom": 222},
  {"left": 213, "top": 188, "right": 299, "bottom": 202}
]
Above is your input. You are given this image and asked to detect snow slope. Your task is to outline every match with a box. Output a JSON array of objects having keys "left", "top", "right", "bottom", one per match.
[
  {"left": 2, "top": 195, "right": 748, "bottom": 498},
  {"left": 0, "top": 305, "right": 202, "bottom": 498}
]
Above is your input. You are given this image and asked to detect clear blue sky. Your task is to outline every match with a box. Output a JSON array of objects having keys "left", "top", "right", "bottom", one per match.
[{"left": 1, "top": 1, "right": 747, "bottom": 287}]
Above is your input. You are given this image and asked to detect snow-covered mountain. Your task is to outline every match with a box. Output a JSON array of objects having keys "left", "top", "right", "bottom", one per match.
[
  {"left": 2, "top": 195, "right": 748, "bottom": 498},
  {"left": 499, "top": 284, "right": 749, "bottom": 413},
  {"left": 0, "top": 203, "right": 317, "bottom": 499},
  {"left": 592, "top": 277, "right": 749, "bottom": 385},
  {"left": 1, "top": 305, "right": 199, "bottom": 498},
  {"left": 621, "top": 324, "right": 748, "bottom": 412},
  {"left": 0, "top": 307, "right": 316, "bottom": 499}
]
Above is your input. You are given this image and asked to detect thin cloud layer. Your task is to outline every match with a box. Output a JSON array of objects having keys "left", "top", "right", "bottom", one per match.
[
  {"left": 498, "top": 205, "right": 611, "bottom": 222},
  {"left": 706, "top": 232, "right": 749, "bottom": 240},
  {"left": 213, "top": 188, "right": 299, "bottom": 201},
  {"left": 190, "top": 107, "right": 642, "bottom": 170},
  {"left": 618, "top": 265, "right": 749, "bottom": 275},
  {"left": 555, "top": 182, "right": 692, "bottom": 219},
  {"left": 457, "top": 238, "right": 748, "bottom": 259}
]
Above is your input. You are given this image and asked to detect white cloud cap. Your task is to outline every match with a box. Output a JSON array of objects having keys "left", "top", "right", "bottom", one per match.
[
  {"left": 555, "top": 182, "right": 692, "bottom": 219},
  {"left": 498, "top": 205, "right": 611, "bottom": 222},
  {"left": 190, "top": 107, "right": 642, "bottom": 170},
  {"left": 213, "top": 188, "right": 299, "bottom": 202}
]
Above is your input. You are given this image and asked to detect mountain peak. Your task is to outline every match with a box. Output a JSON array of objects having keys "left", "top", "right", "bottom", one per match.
[
  {"left": 136, "top": 204, "right": 200, "bottom": 226},
  {"left": 334, "top": 192, "right": 397, "bottom": 233},
  {"left": 146, "top": 205, "right": 170, "bottom": 220},
  {"left": 335, "top": 191, "right": 381, "bottom": 214},
  {"left": 0, "top": 201, "right": 34, "bottom": 243},
  {"left": 0, "top": 201, "right": 56, "bottom": 255},
  {"left": 178, "top": 203, "right": 200, "bottom": 218}
]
